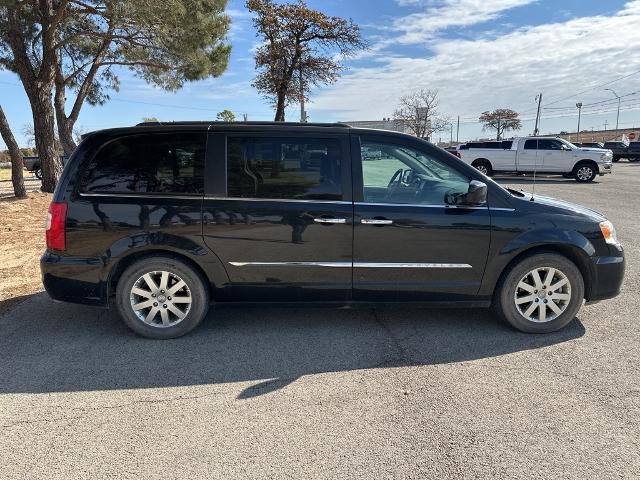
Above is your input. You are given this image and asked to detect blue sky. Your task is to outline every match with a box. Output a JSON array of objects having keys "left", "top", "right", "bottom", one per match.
[{"left": 2, "top": 0, "right": 640, "bottom": 148}]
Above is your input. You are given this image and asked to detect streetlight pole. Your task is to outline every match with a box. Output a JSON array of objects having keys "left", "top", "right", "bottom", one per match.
[
  {"left": 575, "top": 102, "right": 582, "bottom": 143},
  {"left": 604, "top": 88, "right": 620, "bottom": 136}
]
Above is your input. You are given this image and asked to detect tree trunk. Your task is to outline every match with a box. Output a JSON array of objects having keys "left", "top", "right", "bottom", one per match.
[
  {"left": 54, "top": 75, "right": 78, "bottom": 156},
  {"left": 57, "top": 118, "right": 77, "bottom": 157},
  {"left": 274, "top": 91, "right": 286, "bottom": 122},
  {"left": 0, "top": 106, "right": 27, "bottom": 198},
  {"left": 30, "top": 91, "right": 62, "bottom": 193}
]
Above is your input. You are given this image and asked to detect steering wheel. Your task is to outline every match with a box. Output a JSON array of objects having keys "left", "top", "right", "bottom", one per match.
[{"left": 387, "top": 168, "right": 404, "bottom": 189}]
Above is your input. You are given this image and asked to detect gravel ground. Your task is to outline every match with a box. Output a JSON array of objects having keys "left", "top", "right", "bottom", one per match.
[{"left": 0, "top": 163, "right": 638, "bottom": 479}]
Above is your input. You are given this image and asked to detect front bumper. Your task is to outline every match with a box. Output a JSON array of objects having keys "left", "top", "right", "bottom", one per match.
[
  {"left": 587, "top": 251, "right": 625, "bottom": 302},
  {"left": 41, "top": 251, "right": 107, "bottom": 306},
  {"left": 599, "top": 163, "right": 613, "bottom": 175}
]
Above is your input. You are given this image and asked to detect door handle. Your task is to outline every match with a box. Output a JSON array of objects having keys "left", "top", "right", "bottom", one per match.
[
  {"left": 313, "top": 217, "right": 347, "bottom": 224},
  {"left": 361, "top": 218, "right": 393, "bottom": 225}
]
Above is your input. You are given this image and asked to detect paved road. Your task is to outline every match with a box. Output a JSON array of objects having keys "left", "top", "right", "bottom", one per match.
[{"left": 1, "top": 164, "right": 639, "bottom": 479}]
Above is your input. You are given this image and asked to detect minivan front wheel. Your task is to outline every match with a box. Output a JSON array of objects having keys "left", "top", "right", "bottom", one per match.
[
  {"left": 115, "top": 256, "right": 209, "bottom": 339},
  {"left": 495, "top": 253, "right": 584, "bottom": 333}
]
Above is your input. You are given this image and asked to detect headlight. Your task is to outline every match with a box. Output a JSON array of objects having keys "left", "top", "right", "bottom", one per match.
[{"left": 599, "top": 220, "right": 620, "bottom": 246}]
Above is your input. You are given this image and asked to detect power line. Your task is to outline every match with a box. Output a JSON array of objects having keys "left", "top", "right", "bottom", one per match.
[{"left": 542, "top": 68, "right": 640, "bottom": 107}]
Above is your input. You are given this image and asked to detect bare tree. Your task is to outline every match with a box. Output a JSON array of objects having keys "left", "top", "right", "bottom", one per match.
[
  {"left": 479, "top": 108, "right": 522, "bottom": 140},
  {"left": 0, "top": 106, "right": 27, "bottom": 198},
  {"left": 393, "top": 89, "right": 449, "bottom": 140},
  {"left": 247, "top": 0, "right": 365, "bottom": 121}
]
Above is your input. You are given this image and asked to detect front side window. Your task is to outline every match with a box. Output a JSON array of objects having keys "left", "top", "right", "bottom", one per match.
[
  {"left": 226, "top": 136, "right": 343, "bottom": 200},
  {"left": 81, "top": 133, "right": 206, "bottom": 194},
  {"left": 360, "top": 140, "right": 469, "bottom": 205}
]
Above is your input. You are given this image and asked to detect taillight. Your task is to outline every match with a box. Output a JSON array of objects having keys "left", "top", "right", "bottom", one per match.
[{"left": 46, "top": 202, "right": 67, "bottom": 251}]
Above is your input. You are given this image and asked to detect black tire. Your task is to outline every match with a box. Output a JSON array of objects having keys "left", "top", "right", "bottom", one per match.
[
  {"left": 34, "top": 167, "right": 42, "bottom": 179},
  {"left": 494, "top": 253, "right": 584, "bottom": 333},
  {"left": 573, "top": 162, "right": 597, "bottom": 182},
  {"left": 115, "top": 255, "right": 210, "bottom": 339},
  {"left": 612, "top": 157, "right": 620, "bottom": 163},
  {"left": 472, "top": 159, "right": 493, "bottom": 177}
]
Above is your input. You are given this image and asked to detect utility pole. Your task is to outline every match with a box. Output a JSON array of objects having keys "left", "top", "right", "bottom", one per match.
[
  {"left": 575, "top": 102, "right": 583, "bottom": 143},
  {"left": 497, "top": 116, "right": 501, "bottom": 140},
  {"left": 450, "top": 123, "right": 453, "bottom": 144},
  {"left": 533, "top": 93, "right": 543, "bottom": 136},
  {"left": 604, "top": 88, "right": 620, "bottom": 137},
  {"left": 456, "top": 115, "right": 460, "bottom": 144}
]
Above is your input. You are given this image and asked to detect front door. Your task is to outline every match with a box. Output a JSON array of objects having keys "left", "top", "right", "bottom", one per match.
[
  {"left": 352, "top": 135, "right": 491, "bottom": 302},
  {"left": 202, "top": 131, "right": 353, "bottom": 302}
]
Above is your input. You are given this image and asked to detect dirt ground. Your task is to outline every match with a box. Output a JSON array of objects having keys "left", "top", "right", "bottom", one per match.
[{"left": 0, "top": 192, "right": 51, "bottom": 313}]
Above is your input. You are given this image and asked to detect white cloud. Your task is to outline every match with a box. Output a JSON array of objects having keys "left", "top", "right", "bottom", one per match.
[
  {"left": 393, "top": 0, "right": 537, "bottom": 44},
  {"left": 310, "top": 2, "right": 640, "bottom": 129}
]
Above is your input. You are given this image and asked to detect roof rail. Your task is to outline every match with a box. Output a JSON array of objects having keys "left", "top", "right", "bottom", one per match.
[{"left": 135, "top": 120, "right": 352, "bottom": 128}]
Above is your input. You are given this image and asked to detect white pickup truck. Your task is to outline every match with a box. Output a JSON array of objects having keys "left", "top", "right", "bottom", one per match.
[{"left": 458, "top": 137, "right": 613, "bottom": 182}]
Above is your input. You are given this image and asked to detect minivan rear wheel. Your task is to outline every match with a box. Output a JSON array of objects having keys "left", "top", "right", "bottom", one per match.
[
  {"left": 494, "top": 253, "right": 584, "bottom": 333},
  {"left": 115, "top": 256, "right": 209, "bottom": 339}
]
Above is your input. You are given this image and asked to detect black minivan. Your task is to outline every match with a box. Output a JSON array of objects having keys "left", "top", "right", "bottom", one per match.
[{"left": 42, "top": 122, "right": 625, "bottom": 339}]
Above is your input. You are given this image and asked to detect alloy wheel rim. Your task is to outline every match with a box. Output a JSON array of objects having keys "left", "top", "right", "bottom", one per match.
[
  {"left": 577, "top": 166, "right": 593, "bottom": 180},
  {"left": 130, "top": 270, "right": 192, "bottom": 328},
  {"left": 476, "top": 165, "right": 488, "bottom": 174},
  {"left": 513, "top": 267, "right": 572, "bottom": 323}
]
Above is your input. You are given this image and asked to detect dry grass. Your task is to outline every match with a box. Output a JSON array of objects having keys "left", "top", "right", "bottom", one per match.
[
  {"left": 0, "top": 192, "right": 51, "bottom": 313},
  {"left": 0, "top": 167, "right": 11, "bottom": 181}
]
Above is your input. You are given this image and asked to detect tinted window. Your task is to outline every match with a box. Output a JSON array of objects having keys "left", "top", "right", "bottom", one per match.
[
  {"left": 227, "top": 136, "right": 343, "bottom": 201},
  {"left": 81, "top": 133, "right": 206, "bottom": 194},
  {"left": 360, "top": 141, "right": 469, "bottom": 205},
  {"left": 524, "top": 139, "right": 538, "bottom": 150}
]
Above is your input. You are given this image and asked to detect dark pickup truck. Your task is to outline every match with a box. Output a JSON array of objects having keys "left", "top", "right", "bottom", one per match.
[
  {"left": 603, "top": 141, "right": 640, "bottom": 162},
  {"left": 22, "top": 156, "right": 42, "bottom": 178},
  {"left": 627, "top": 142, "right": 640, "bottom": 161}
]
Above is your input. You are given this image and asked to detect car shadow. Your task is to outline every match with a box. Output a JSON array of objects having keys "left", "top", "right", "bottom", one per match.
[{"left": 0, "top": 294, "right": 586, "bottom": 399}]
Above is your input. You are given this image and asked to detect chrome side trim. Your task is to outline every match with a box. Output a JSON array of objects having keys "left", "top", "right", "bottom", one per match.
[
  {"left": 204, "top": 196, "right": 352, "bottom": 205},
  {"left": 229, "top": 261, "right": 472, "bottom": 269},
  {"left": 489, "top": 207, "right": 516, "bottom": 212},
  {"left": 355, "top": 262, "right": 472, "bottom": 268},
  {"left": 79, "top": 192, "right": 205, "bottom": 200},
  {"left": 230, "top": 261, "right": 351, "bottom": 268}
]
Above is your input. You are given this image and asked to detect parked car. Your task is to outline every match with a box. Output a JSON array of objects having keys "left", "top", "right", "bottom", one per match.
[
  {"left": 458, "top": 136, "right": 613, "bottom": 182},
  {"left": 603, "top": 142, "right": 629, "bottom": 162},
  {"left": 41, "top": 122, "right": 624, "bottom": 339},
  {"left": 22, "top": 156, "right": 42, "bottom": 179},
  {"left": 444, "top": 147, "right": 461, "bottom": 158},
  {"left": 626, "top": 142, "right": 640, "bottom": 161}
]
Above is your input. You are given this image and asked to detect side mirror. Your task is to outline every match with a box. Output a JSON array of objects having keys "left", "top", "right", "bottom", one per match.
[{"left": 445, "top": 180, "right": 487, "bottom": 206}]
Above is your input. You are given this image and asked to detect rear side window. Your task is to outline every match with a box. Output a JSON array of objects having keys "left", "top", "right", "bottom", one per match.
[
  {"left": 226, "top": 136, "right": 343, "bottom": 201},
  {"left": 81, "top": 133, "right": 206, "bottom": 194}
]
